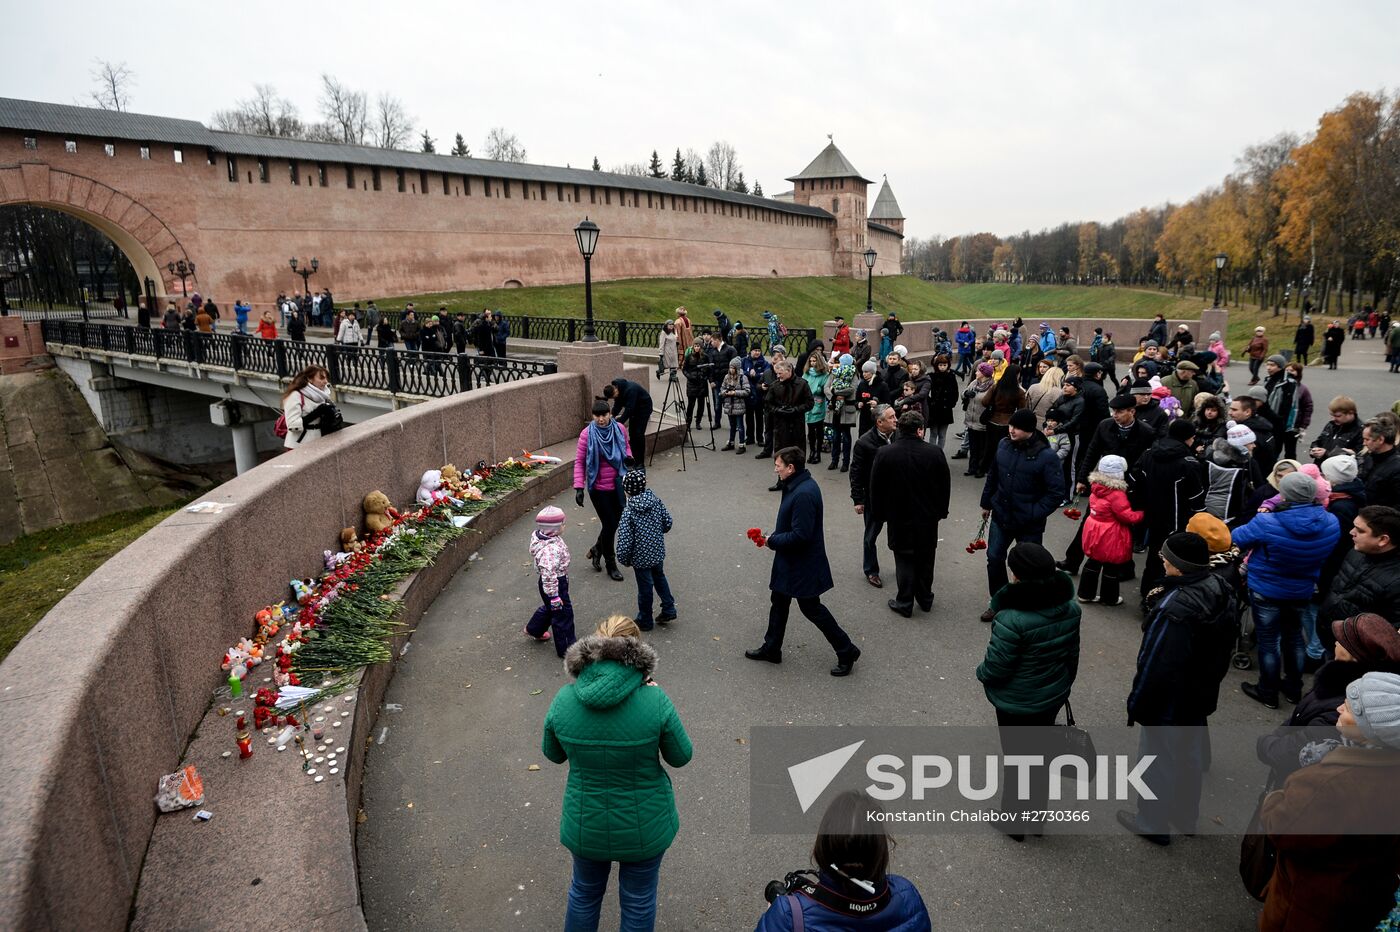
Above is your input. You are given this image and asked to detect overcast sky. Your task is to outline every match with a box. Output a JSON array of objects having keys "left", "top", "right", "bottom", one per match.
[{"left": 4, "top": 0, "right": 1397, "bottom": 240}]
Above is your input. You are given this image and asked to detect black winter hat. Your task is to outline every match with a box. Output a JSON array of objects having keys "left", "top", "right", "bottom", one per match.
[
  {"left": 1007, "top": 542, "right": 1056, "bottom": 581},
  {"left": 1168, "top": 419, "right": 1196, "bottom": 442},
  {"left": 1161, "top": 532, "right": 1209, "bottom": 574},
  {"left": 1109, "top": 394, "right": 1136, "bottom": 410},
  {"left": 621, "top": 470, "right": 647, "bottom": 496},
  {"left": 1009, "top": 409, "right": 1038, "bottom": 432}
]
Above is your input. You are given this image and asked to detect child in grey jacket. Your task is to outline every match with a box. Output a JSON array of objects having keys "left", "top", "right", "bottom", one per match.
[{"left": 615, "top": 471, "right": 677, "bottom": 630}]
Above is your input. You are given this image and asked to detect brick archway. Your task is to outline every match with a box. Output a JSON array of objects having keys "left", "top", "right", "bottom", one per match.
[{"left": 0, "top": 161, "right": 194, "bottom": 297}]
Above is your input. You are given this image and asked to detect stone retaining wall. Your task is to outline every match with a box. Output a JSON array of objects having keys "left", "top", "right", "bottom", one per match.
[{"left": 0, "top": 345, "right": 642, "bottom": 931}]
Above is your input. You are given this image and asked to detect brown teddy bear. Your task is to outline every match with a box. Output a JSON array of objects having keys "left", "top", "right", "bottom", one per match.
[
  {"left": 340, "top": 527, "right": 363, "bottom": 553},
  {"left": 362, "top": 490, "right": 396, "bottom": 533},
  {"left": 440, "top": 464, "right": 467, "bottom": 496}
]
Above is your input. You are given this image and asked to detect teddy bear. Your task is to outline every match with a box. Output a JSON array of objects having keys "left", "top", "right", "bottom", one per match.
[
  {"left": 417, "top": 469, "right": 464, "bottom": 507},
  {"left": 439, "top": 464, "right": 468, "bottom": 496},
  {"left": 363, "top": 490, "right": 396, "bottom": 534},
  {"left": 340, "top": 527, "right": 363, "bottom": 554}
]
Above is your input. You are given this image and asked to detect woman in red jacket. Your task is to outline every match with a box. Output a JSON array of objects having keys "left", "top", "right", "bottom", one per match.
[{"left": 1077, "top": 454, "right": 1142, "bottom": 606}]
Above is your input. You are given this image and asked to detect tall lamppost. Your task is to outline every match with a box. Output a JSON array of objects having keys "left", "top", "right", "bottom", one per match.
[
  {"left": 167, "top": 258, "right": 195, "bottom": 298},
  {"left": 289, "top": 256, "right": 319, "bottom": 297},
  {"left": 863, "top": 247, "right": 877, "bottom": 312},
  {"left": 1212, "top": 253, "right": 1227, "bottom": 308},
  {"left": 574, "top": 218, "right": 600, "bottom": 342},
  {"left": 0, "top": 257, "right": 18, "bottom": 316}
]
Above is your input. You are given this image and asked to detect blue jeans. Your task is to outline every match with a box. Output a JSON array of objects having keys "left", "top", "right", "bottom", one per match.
[
  {"left": 565, "top": 852, "right": 664, "bottom": 932},
  {"left": 1250, "top": 592, "right": 1305, "bottom": 700},
  {"left": 986, "top": 519, "right": 1043, "bottom": 599},
  {"left": 1299, "top": 601, "right": 1325, "bottom": 661},
  {"left": 633, "top": 564, "right": 675, "bottom": 628}
]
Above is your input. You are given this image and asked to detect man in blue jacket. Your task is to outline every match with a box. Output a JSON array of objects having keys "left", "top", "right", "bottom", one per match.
[
  {"left": 954, "top": 322, "right": 976, "bottom": 377},
  {"left": 979, "top": 409, "right": 1065, "bottom": 620},
  {"left": 1232, "top": 472, "right": 1341, "bottom": 709},
  {"left": 746, "top": 447, "right": 860, "bottom": 676}
]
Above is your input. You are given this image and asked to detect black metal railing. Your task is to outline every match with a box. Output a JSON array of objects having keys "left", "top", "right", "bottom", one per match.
[
  {"left": 368, "top": 310, "right": 814, "bottom": 358},
  {"left": 40, "top": 321, "right": 558, "bottom": 399}
]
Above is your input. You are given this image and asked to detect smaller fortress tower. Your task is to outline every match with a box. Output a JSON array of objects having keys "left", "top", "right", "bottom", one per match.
[
  {"left": 787, "top": 138, "right": 874, "bottom": 278},
  {"left": 869, "top": 176, "right": 905, "bottom": 236}
]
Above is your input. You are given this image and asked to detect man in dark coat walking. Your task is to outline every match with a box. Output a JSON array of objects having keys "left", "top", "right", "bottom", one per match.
[
  {"left": 746, "top": 447, "right": 860, "bottom": 676},
  {"left": 603, "top": 378, "right": 654, "bottom": 465},
  {"left": 849, "top": 404, "right": 897, "bottom": 588},
  {"left": 979, "top": 409, "right": 1065, "bottom": 619},
  {"left": 869, "top": 412, "right": 951, "bottom": 617}
]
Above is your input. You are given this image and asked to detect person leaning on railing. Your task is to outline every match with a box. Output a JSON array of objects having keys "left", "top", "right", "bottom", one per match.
[{"left": 281, "top": 365, "right": 340, "bottom": 449}]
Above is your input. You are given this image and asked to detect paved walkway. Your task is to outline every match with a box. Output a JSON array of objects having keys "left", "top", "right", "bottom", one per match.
[{"left": 354, "top": 352, "right": 1400, "bottom": 931}]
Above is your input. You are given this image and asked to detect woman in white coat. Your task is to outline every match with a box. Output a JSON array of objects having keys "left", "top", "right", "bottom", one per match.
[
  {"left": 336, "top": 312, "right": 363, "bottom": 347},
  {"left": 282, "top": 365, "right": 334, "bottom": 449}
]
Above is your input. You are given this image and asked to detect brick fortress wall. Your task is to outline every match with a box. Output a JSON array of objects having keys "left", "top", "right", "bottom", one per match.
[{"left": 0, "top": 131, "right": 848, "bottom": 306}]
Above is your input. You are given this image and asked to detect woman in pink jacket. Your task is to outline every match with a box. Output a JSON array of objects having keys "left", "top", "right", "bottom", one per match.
[
  {"left": 1077, "top": 454, "right": 1142, "bottom": 607},
  {"left": 574, "top": 399, "right": 632, "bottom": 581}
]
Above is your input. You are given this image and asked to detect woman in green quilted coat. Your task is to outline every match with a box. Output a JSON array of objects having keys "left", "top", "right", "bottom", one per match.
[
  {"left": 543, "top": 616, "right": 693, "bottom": 931},
  {"left": 974, "top": 542, "right": 1081, "bottom": 841}
]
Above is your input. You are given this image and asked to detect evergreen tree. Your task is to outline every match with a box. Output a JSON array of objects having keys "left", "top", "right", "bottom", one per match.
[
  {"left": 694, "top": 163, "right": 708, "bottom": 186},
  {"left": 753, "top": 180, "right": 763, "bottom": 197},
  {"left": 592, "top": 156, "right": 601, "bottom": 171},
  {"left": 451, "top": 133, "right": 470, "bottom": 157},
  {"left": 670, "top": 148, "right": 687, "bottom": 182},
  {"left": 419, "top": 130, "right": 436, "bottom": 153},
  {"left": 648, "top": 149, "right": 665, "bottom": 178},
  {"left": 732, "top": 172, "right": 748, "bottom": 194}
]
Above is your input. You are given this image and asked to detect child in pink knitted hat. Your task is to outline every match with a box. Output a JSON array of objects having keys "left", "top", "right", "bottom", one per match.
[{"left": 525, "top": 505, "right": 575, "bottom": 655}]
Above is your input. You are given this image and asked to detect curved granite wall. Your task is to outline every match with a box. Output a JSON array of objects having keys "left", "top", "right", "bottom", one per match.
[{"left": 0, "top": 370, "right": 594, "bottom": 931}]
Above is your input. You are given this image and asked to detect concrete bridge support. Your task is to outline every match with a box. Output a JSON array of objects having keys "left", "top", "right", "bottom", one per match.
[{"left": 53, "top": 356, "right": 282, "bottom": 466}]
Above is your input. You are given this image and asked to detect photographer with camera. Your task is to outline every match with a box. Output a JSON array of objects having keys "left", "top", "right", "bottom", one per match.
[
  {"left": 756, "top": 790, "right": 930, "bottom": 931},
  {"left": 280, "top": 365, "right": 343, "bottom": 450}
]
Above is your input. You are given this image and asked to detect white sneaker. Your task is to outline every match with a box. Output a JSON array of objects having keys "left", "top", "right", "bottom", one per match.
[{"left": 1077, "top": 595, "right": 1097, "bottom": 603}]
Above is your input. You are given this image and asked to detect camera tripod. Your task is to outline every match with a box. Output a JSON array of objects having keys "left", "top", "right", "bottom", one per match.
[{"left": 651, "top": 368, "right": 708, "bottom": 470}]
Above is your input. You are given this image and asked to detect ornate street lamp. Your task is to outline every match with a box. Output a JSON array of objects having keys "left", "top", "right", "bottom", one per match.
[
  {"left": 863, "top": 247, "right": 877, "bottom": 312},
  {"left": 167, "top": 258, "right": 195, "bottom": 298},
  {"left": 574, "top": 218, "right": 600, "bottom": 342},
  {"left": 1212, "top": 253, "right": 1228, "bottom": 308},
  {"left": 289, "top": 256, "right": 319, "bottom": 297}
]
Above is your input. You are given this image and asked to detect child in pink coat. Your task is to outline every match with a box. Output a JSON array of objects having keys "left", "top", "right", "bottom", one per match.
[{"left": 1078, "top": 455, "right": 1143, "bottom": 606}]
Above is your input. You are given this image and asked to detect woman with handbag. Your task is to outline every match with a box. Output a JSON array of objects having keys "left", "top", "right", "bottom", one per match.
[
  {"left": 280, "top": 365, "right": 337, "bottom": 450},
  {"left": 975, "top": 542, "right": 1081, "bottom": 841}
]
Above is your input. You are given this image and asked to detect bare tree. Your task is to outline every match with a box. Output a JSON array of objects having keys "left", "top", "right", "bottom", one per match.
[
  {"left": 609, "top": 163, "right": 647, "bottom": 176},
  {"left": 212, "top": 84, "right": 304, "bottom": 137},
  {"left": 705, "top": 140, "right": 741, "bottom": 191},
  {"left": 484, "top": 128, "right": 528, "bottom": 162},
  {"left": 682, "top": 148, "right": 704, "bottom": 183},
  {"left": 319, "top": 74, "right": 368, "bottom": 145},
  {"left": 370, "top": 93, "right": 415, "bottom": 150},
  {"left": 89, "top": 60, "right": 134, "bottom": 112}
]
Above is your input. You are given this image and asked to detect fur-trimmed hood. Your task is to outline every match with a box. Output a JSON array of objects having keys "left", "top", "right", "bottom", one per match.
[
  {"left": 564, "top": 635, "right": 659, "bottom": 709},
  {"left": 1089, "top": 472, "right": 1128, "bottom": 492}
]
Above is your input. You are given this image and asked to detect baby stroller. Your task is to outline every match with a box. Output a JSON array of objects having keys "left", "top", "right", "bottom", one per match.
[{"left": 1231, "top": 598, "right": 1255, "bottom": 670}]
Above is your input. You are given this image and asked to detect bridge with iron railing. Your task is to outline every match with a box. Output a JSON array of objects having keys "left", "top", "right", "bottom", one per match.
[{"left": 40, "top": 319, "right": 557, "bottom": 401}]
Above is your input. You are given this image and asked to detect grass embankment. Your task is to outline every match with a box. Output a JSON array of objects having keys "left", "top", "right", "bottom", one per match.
[
  {"left": 374, "top": 274, "right": 1306, "bottom": 360},
  {"left": 0, "top": 504, "right": 181, "bottom": 662},
  {"left": 372, "top": 276, "right": 1195, "bottom": 330}
]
